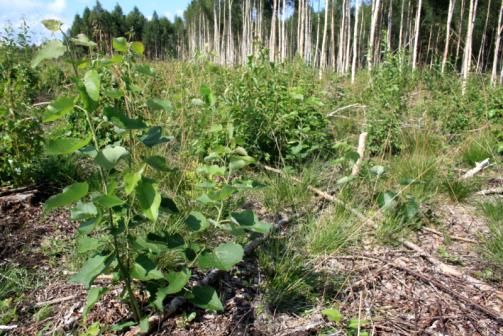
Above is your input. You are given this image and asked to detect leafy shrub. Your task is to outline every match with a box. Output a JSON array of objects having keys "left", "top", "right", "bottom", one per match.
[{"left": 223, "top": 51, "right": 333, "bottom": 163}]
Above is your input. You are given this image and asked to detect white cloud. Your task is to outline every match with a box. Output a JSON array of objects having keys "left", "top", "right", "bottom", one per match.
[
  {"left": 0, "top": 0, "right": 68, "bottom": 44},
  {"left": 164, "top": 8, "right": 183, "bottom": 21}
]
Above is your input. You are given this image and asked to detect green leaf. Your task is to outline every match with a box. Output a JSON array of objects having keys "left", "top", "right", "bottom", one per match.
[
  {"left": 160, "top": 197, "right": 179, "bottom": 213},
  {"left": 130, "top": 255, "right": 164, "bottom": 281},
  {"left": 123, "top": 167, "right": 144, "bottom": 195},
  {"left": 198, "top": 243, "right": 244, "bottom": 271},
  {"left": 321, "top": 308, "right": 342, "bottom": 323},
  {"left": 111, "top": 321, "right": 136, "bottom": 332},
  {"left": 139, "top": 317, "right": 149, "bottom": 333},
  {"left": 146, "top": 232, "right": 184, "bottom": 249},
  {"left": 200, "top": 85, "right": 216, "bottom": 106},
  {"left": 43, "top": 96, "right": 75, "bottom": 122},
  {"left": 71, "top": 34, "right": 97, "bottom": 48},
  {"left": 79, "top": 217, "right": 100, "bottom": 235},
  {"left": 83, "top": 287, "right": 107, "bottom": 320},
  {"left": 185, "top": 211, "right": 209, "bottom": 232},
  {"left": 45, "top": 182, "right": 89, "bottom": 214},
  {"left": 136, "top": 178, "right": 161, "bottom": 222},
  {"left": 112, "top": 37, "right": 128, "bottom": 52},
  {"left": 42, "top": 19, "right": 63, "bottom": 32},
  {"left": 94, "top": 146, "right": 129, "bottom": 170},
  {"left": 45, "top": 135, "right": 91, "bottom": 156},
  {"left": 70, "top": 254, "right": 112, "bottom": 288},
  {"left": 84, "top": 70, "right": 100, "bottom": 101},
  {"left": 136, "top": 64, "right": 155, "bottom": 76},
  {"left": 189, "top": 286, "right": 223, "bottom": 312},
  {"left": 377, "top": 191, "right": 398, "bottom": 209},
  {"left": 71, "top": 201, "right": 97, "bottom": 220},
  {"left": 144, "top": 155, "right": 171, "bottom": 172},
  {"left": 93, "top": 194, "right": 124, "bottom": 208},
  {"left": 196, "top": 165, "right": 226, "bottom": 177},
  {"left": 336, "top": 175, "right": 356, "bottom": 185},
  {"left": 131, "top": 41, "right": 145, "bottom": 55},
  {"left": 230, "top": 210, "right": 272, "bottom": 234},
  {"left": 104, "top": 106, "right": 147, "bottom": 130},
  {"left": 32, "top": 40, "right": 66, "bottom": 68},
  {"left": 77, "top": 236, "right": 102, "bottom": 254},
  {"left": 147, "top": 99, "right": 172, "bottom": 112},
  {"left": 153, "top": 268, "right": 191, "bottom": 310},
  {"left": 140, "top": 127, "right": 173, "bottom": 148},
  {"left": 229, "top": 159, "right": 247, "bottom": 172}
]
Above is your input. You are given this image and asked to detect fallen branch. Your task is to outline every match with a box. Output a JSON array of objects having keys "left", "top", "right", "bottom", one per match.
[
  {"left": 0, "top": 325, "right": 17, "bottom": 331},
  {"left": 461, "top": 158, "right": 490, "bottom": 179},
  {"left": 263, "top": 165, "right": 375, "bottom": 226},
  {"left": 402, "top": 240, "right": 503, "bottom": 300},
  {"left": 421, "top": 227, "right": 477, "bottom": 244},
  {"left": 327, "top": 104, "right": 367, "bottom": 117},
  {"left": 265, "top": 166, "right": 503, "bottom": 302},
  {"left": 351, "top": 132, "right": 368, "bottom": 177},
  {"left": 35, "top": 295, "right": 78, "bottom": 308},
  {"left": 391, "top": 261, "right": 503, "bottom": 325},
  {"left": 475, "top": 187, "right": 503, "bottom": 196},
  {"left": 331, "top": 255, "right": 503, "bottom": 325},
  {"left": 277, "top": 318, "right": 325, "bottom": 336}
]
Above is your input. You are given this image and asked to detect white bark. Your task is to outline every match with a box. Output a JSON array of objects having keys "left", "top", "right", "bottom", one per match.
[
  {"left": 491, "top": 0, "right": 503, "bottom": 86},
  {"left": 412, "top": 0, "right": 423, "bottom": 70},
  {"left": 441, "top": 0, "right": 456, "bottom": 74},
  {"left": 461, "top": 0, "right": 478, "bottom": 95},
  {"left": 319, "top": 0, "right": 330, "bottom": 77},
  {"left": 368, "top": 0, "right": 381, "bottom": 72},
  {"left": 352, "top": 0, "right": 361, "bottom": 83}
]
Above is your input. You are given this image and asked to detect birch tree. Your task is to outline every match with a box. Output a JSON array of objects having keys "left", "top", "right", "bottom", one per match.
[
  {"left": 461, "top": 0, "right": 479, "bottom": 94},
  {"left": 441, "top": 0, "right": 456, "bottom": 73},
  {"left": 491, "top": 0, "right": 503, "bottom": 86},
  {"left": 412, "top": 0, "right": 423, "bottom": 70}
]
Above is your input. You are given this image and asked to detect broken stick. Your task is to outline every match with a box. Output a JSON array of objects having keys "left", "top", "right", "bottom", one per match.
[
  {"left": 351, "top": 132, "right": 368, "bottom": 176},
  {"left": 461, "top": 158, "right": 490, "bottom": 179}
]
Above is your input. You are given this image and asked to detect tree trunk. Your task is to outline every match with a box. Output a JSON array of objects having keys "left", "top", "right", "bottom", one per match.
[
  {"left": 352, "top": 0, "right": 361, "bottom": 83},
  {"left": 441, "top": 0, "right": 456, "bottom": 73},
  {"left": 412, "top": 0, "right": 423, "bottom": 70},
  {"left": 368, "top": 0, "right": 381, "bottom": 72},
  {"left": 455, "top": 0, "right": 466, "bottom": 66},
  {"left": 491, "top": 0, "right": 503, "bottom": 86},
  {"left": 398, "top": 0, "right": 405, "bottom": 52},
  {"left": 476, "top": 0, "right": 491, "bottom": 73},
  {"left": 387, "top": 0, "right": 393, "bottom": 51},
  {"left": 461, "top": 0, "right": 478, "bottom": 95},
  {"left": 319, "top": 0, "right": 330, "bottom": 77}
]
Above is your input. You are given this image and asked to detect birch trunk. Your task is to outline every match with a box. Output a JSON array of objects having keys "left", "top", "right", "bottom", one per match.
[
  {"left": 455, "top": 0, "right": 466, "bottom": 66},
  {"left": 461, "top": 0, "right": 478, "bottom": 95},
  {"left": 398, "top": 0, "right": 405, "bottom": 52},
  {"left": 368, "top": 0, "right": 381, "bottom": 72},
  {"left": 319, "top": 0, "right": 330, "bottom": 77},
  {"left": 412, "top": 0, "right": 423, "bottom": 70},
  {"left": 476, "top": 0, "right": 491, "bottom": 73},
  {"left": 352, "top": 0, "right": 361, "bottom": 83},
  {"left": 387, "top": 0, "right": 393, "bottom": 51},
  {"left": 441, "top": 0, "right": 456, "bottom": 73},
  {"left": 491, "top": 0, "right": 503, "bottom": 86}
]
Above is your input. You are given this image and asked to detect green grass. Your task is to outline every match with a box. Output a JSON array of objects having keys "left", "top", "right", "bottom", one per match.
[
  {"left": 461, "top": 132, "right": 499, "bottom": 167},
  {"left": 480, "top": 200, "right": 503, "bottom": 274},
  {"left": 441, "top": 176, "right": 479, "bottom": 202},
  {"left": 307, "top": 206, "right": 361, "bottom": 254}
]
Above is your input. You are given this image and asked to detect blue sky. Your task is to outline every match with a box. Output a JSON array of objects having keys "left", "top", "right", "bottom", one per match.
[{"left": 0, "top": 0, "right": 192, "bottom": 42}]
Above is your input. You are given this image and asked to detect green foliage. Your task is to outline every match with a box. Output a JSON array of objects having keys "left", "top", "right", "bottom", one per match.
[
  {"left": 34, "top": 25, "right": 270, "bottom": 331},
  {"left": 480, "top": 200, "right": 503, "bottom": 274}
]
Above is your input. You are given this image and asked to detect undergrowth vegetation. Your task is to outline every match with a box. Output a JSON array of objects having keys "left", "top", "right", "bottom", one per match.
[{"left": 1, "top": 20, "right": 502, "bottom": 334}]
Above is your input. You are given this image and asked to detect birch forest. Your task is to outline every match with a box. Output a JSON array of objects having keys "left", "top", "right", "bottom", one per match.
[{"left": 69, "top": 0, "right": 503, "bottom": 85}]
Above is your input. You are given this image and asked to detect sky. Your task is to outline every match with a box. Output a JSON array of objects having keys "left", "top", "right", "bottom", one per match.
[{"left": 0, "top": 0, "right": 192, "bottom": 43}]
